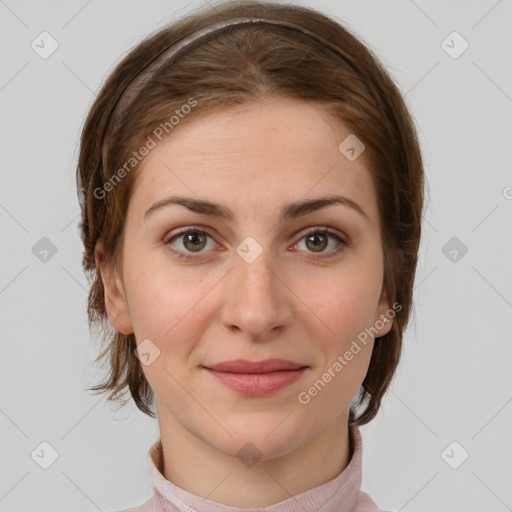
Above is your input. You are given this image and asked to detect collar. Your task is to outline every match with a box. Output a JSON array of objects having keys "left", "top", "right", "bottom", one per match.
[{"left": 143, "top": 422, "right": 376, "bottom": 512}]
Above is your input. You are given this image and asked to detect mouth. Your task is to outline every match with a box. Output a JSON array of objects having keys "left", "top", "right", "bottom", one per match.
[{"left": 201, "top": 359, "right": 309, "bottom": 396}]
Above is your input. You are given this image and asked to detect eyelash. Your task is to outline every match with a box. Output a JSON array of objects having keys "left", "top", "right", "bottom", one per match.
[{"left": 164, "top": 226, "right": 347, "bottom": 261}]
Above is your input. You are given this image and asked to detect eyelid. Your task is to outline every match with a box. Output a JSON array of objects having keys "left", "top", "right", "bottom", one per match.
[
  {"left": 164, "top": 225, "right": 217, "bottom": 244},
  {"left": 296, "top": 225, "right": 347, "bottom": 243}
]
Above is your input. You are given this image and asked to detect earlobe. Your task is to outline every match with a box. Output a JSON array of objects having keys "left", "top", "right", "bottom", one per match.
[{"left": 94, "top": 242, "right": 134, "bottom": 335}]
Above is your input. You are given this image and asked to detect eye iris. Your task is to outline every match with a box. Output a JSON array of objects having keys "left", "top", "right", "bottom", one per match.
[
  {"left": 306, "top": 233, "right": 327, "bottom": 252},
  {"left": 184, "top": 232, "right": 206, "bottom": 252}
]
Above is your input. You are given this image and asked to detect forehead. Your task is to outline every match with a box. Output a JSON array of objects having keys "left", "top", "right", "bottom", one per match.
[{"left": 128, "top": 97, "right": 379, "bottom": 226}]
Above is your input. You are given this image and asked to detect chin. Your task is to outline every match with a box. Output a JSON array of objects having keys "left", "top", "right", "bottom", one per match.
[{"left": 207, "top": 412, "right": 312, "bottom": 461}]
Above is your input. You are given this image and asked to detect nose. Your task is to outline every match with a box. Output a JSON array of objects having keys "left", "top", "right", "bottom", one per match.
[{"left": 219, "top": 242, "right": 293, "bottom": 341}]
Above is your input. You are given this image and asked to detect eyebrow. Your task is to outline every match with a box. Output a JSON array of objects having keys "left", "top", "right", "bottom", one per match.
[{"left": 144, "top": 194, "right": 369, "bottom": 223}]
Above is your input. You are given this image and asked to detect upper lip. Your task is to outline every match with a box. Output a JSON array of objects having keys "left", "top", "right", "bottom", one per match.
[{"left": 203, "top": 359, "right": 308, "bottom": 373}]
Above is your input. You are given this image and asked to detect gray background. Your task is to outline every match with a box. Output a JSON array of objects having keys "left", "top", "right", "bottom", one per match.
[{"left": 0, "top": 0, "right": 511, "bottom": 511}]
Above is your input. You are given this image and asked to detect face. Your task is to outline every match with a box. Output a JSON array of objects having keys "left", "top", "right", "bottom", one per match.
[{"left": 97, "top": 96, "right": 392, "bottom": 460}]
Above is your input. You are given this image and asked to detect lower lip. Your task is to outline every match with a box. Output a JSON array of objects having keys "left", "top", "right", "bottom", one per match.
[{"left": 204, "top": 367, "right": 308, "bottom": 396}]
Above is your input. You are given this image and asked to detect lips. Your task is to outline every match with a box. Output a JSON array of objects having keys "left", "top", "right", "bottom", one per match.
[
  {"left": 202, "top": 359, "right": 309, "bottom": 396},
  {"left": 203, "top": 358, "right": 307, "bottom": 373}
]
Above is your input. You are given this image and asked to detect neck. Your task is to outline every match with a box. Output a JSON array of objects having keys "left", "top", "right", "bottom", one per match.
[{"left": 156, "top": 407, "right": 351, "bottom": 508}]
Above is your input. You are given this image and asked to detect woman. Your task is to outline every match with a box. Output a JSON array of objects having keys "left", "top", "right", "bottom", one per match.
[{"left": 77, "top": 1, "right": 424, "bottom": 510}]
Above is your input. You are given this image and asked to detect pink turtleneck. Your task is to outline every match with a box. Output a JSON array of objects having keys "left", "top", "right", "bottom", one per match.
[{"left": 116, "top": 423, "right": 384, "bottom": 512}]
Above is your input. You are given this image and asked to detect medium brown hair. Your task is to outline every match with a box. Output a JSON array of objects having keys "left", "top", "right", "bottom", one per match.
[{"left": 77, "top": 0, "right": 424, "bottom": 426}]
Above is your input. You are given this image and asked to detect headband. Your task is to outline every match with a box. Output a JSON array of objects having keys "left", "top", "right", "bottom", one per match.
[{"left": 107, "top": 16, "right": 360, "bottom": 132}]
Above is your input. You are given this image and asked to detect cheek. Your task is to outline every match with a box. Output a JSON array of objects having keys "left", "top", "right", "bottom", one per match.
[
  {"left": 122, "top": 247, "right": 186, "bottom": 323},
  {"left": 126, "top": 277, "right": 170, "bottom": 337},
  {"left": 306, "top": 267, "right": 382, "bottom": 338},
  {"left": 124, "top": 255, "right": 220, "bottom": 364}
]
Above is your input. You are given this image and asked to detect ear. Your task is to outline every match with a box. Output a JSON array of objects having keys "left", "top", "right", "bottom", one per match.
[
  {"left": 94, "top": 241, "right": 134, "bottom": 335},
  {"left": 374, "top": 285, "right": 393, "bottom": 337}
]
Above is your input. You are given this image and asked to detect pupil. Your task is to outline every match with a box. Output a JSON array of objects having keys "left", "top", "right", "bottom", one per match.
[
  {"left": 185, "top": 233, "right": 205, "bottom": 251},
  {"left": 307, "top": 234, "right": 326, "bottom": 252}
]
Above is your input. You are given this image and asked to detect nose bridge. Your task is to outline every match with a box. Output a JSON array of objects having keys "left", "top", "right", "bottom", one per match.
[
  {"left": 233, "top": 235, "right": 278, "bottom": 300},
  {"left": 220, "top": 235, "right": 291, "bottom": 338}
]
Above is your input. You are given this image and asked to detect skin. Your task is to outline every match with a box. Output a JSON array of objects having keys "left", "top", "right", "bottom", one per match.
[{"left": 96, "top": 96, "right": 392, "bottom": 507}]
